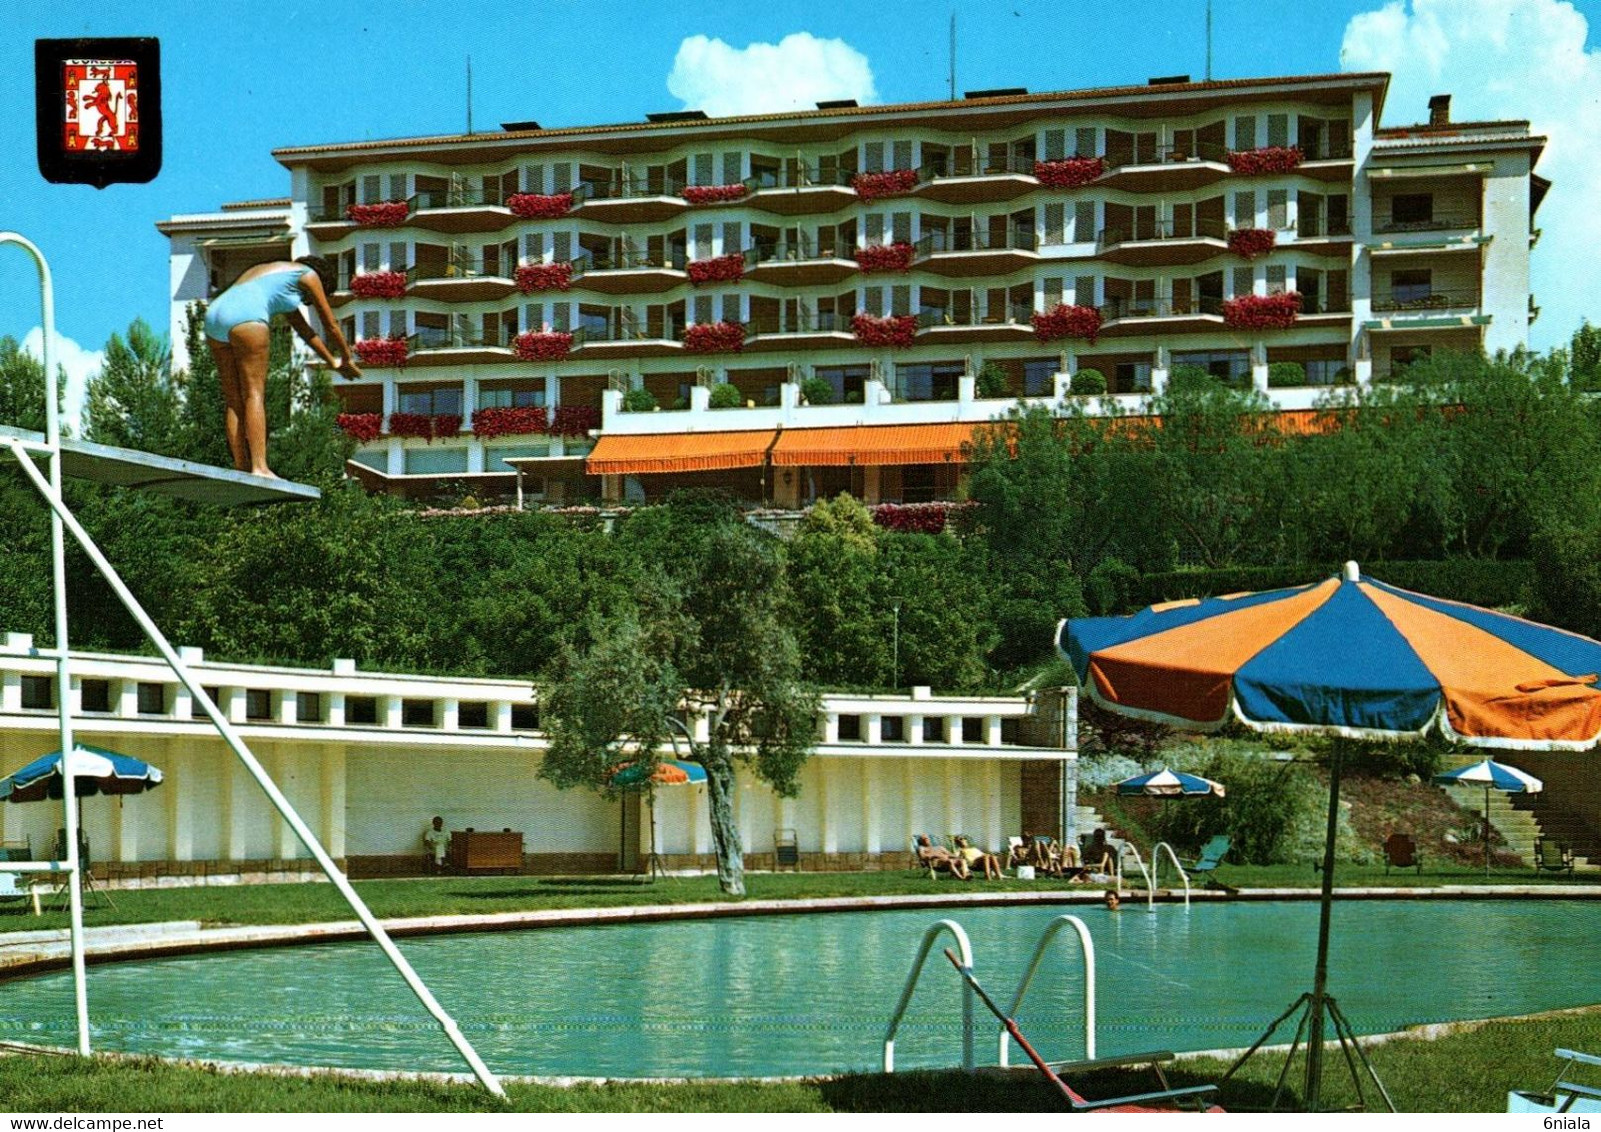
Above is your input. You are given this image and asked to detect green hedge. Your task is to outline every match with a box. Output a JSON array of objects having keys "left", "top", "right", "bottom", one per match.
[{"left": 1128, "top": 559, "right": 1536, "bottom": 613}]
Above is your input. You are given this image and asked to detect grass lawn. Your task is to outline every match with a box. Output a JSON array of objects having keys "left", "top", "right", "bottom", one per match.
[{"left": 4, "top": 1008, "right": 1600, "bottom": 1111}]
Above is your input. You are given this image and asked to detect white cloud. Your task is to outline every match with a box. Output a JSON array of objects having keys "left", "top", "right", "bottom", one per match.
[
  {"left": 22, "top": 327, "right": 103, "bottom": 436},
  {"left": 667, "top": 32, "right": 877, "bottom": 117},
  {"left": 1341, "top": 0, "right": 1601, "bottom": 350}
]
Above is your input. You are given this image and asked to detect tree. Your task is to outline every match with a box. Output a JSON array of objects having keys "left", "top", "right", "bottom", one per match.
[
  {"left": 540, "top": 496, "right": 820, "bottom": 896},
  {"left": 84, "top": 318, "right": 184, "bottom": 456},
  {"left": 787, "top": 494, "right": 890, "bottom": 686},
  {"left": 0, "top": 335, "right": 64, "bottom": 434},
  {"left": 1572, "top": 321, "right": 1601, "bottom": 391}
]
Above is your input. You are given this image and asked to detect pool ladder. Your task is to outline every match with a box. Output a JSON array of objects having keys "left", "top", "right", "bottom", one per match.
[
  {"left": 882, "top": 914, "right": 1096, "bottom": 1072},
  {"left": 1118, "top": 841, "right": 1191, "bottom": 910}
]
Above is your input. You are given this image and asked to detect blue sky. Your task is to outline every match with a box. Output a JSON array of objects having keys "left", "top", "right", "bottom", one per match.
[{"left": 1, "top": 0, "right": 1596, "bottom": 415}]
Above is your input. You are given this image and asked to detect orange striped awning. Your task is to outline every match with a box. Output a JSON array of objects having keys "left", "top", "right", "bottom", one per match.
[
  {"left": 585, "top": 429, "right": 777, "bottom": 475},
  {"left": 771, "top": 423, "right": 982, "bottom": 467}
]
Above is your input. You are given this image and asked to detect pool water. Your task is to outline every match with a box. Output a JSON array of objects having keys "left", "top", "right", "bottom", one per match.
[{"left": 6, "top": 900, "right": 1599, "bottom": 1078}]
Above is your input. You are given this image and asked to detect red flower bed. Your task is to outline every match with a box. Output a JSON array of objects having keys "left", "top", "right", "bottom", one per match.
[
  {"left": 549, "top": 404, "right": 600, "bottom": 437},
  {"left": 346, "top": 201, "right": 410, "bottom": 227},
  {"left": 869, "top": 501, "right": 973, "bottom": 535},
  {"left": 1227, "top": 228, "right": 1278, "bottom": 259},
  {"left": 515, "top": 262, "right": 572, "bottom": 293},
  {"left": 471, "top": 406, "right": 549, "bottom": 439},
  {"left": 1226, "top": 146, "right": 1303, "bottom": 175},
  {"left": 683, "top": 184, "right": 748, "bottom": 205},
  {"left": 513, "top": 331, "right": 574, "bottom": 361},
  {"left": 335, "top": 412, "right": 384, "bottom": 443},
  {"left": 1222, "top": 291, "right": 1302, "bottom": 330},
  {"left": 687, "top": 254, "right": 746, "bottom": 286},
  {"left": 506, "top": 192, "right": 574, "bottom": 219},
  {"left": 1031, "top": 304, "right": 1102, "bottom": 345},
  {"left": 851, "top": 313, "right": 918, "bottom": 347},
  {"left": 1033, "top": 156, "right": 1105, "bottom": 189},
  {"left": 349, "top": 271, "right": 408, "bottom": 299},
  {"left": 683, "top": 321, "right": 747, "bottom": 353},
  {"left": 387, "top": 413, "right": 462, "bottom": 442},
  {"left": 354, "top": 336, "right": 409, "bottom": 367},
  {"left": 854, "top": 242, "right": 914, "bottom": 274},
  {"left": 851, "top": 169, "right": 919, "bottom": 201}
]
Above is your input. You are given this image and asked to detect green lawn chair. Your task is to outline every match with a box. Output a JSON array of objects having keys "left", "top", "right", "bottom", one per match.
[{"left": 1183, "top": 835, "right": 1230, "bottom": 878}]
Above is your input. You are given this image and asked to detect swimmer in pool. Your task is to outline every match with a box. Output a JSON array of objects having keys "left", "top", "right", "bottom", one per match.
[{"left": 203, "top": 255, "right": 361, "bottom": 478}]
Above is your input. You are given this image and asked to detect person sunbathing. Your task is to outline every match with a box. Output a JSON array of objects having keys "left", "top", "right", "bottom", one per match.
[
  {"left": 914, "top": 834, "right": 970, "bottom": 879},
  {"left": 955, "top": 835, "right": 1003, "bottom": 880}
]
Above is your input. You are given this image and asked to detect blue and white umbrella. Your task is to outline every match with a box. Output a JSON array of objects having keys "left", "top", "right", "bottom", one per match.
[
  {"left": 1115, "top": 767, "right": 1226, "bottom": 798},
  {"left": 0, "top": 744, "right": 164, "bottom": 804},
  {"left": 1432, "top": 758, "right": 1542, "bottom": 875}
]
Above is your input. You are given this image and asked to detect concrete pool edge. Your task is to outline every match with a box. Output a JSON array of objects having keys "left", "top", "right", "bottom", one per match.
[{"left": 2, "top": 883, "right": 1599, "bottom": 980}]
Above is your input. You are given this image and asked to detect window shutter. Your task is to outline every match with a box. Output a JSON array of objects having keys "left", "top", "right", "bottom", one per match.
[{"left": 1044, "top": 129, "right": 1066, "bottom": 161}]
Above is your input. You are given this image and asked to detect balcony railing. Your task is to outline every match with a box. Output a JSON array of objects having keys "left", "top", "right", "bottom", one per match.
[
  {"left": 569, "top": 320, "right": 680, "bottom": 346},
  {"left": 746, "top": 312, "right": 851, "bottom": 336},
  {"left": 1296, "top": 216, "right": 1353, "bottom": 238},
  {"left": 1097, "top": 218, "right": 1228, "bottom": 249},
  {"left": 408, "top": 326, "right": 516, "bottom": 351},
  {"left": 1371, "top": 289, "right": 1479, "bottom": 313},
  {"left": 577, "top": 174, "right": 688, "bottom": 202},
  {"left": 744, "top": 166, "right": 855, "bottom": 192},
  {"left": 1373, "top": 210, "right": 1480, "bottom": 234},
  {"left": 744, "top": 241, "right": 846, "bottom": 267},
  {"left": 1103, "top": 140, "right": 1229, "bottom": 171},
  {"left": 1299, "top": 138, "right": 1355, "bottom": 161},
  {"left": 410, "top": 187, "right": 506, "bottom": 211},
  {"left": 1296, "top": 296, "right": 1353, "bottom": 315},
  {"left": 915, "top": 153, "right": 1036, "bottom": 181},
  {"left": 914, "top": 228, "right": 1040, "bottom": 256},
  {"left": 1099, "top": 296, "right": 1227, "bottom": 322},
  {"left": 915, "top": 303, "right": 1034, "bottom": 329},
  {"left": 407, "top": 256, "right": 510, "bottom": 283},
  {"left": 571, "top": 247, "right": 687, "bottom": 272}
]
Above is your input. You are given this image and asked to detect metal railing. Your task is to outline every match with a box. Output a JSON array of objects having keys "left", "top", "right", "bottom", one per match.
[
  {"left": 1099, "top": 296, "right": 1225, "bottom": 322},
  {"left": 916, "top": 302, "right": 1033, "bottom": 329},
  {"left": 916, "top": 152, "right": 1037, "bottom": 181},
  {"left": 575, "top": 174, "right": 689, "bottom": 202},
  {"left": 915, "top": 228, "right": 1040, "bottom": 256},
  {"left": 1371, "top": 289, "right": 1480, "bottom": 313},
  {"left": 1297, "top": 216, "right": 1353, "bottom": 238},
  {"left": 744, "top": 241, "right": 847, "bottom": 267},
  {"left": 997, "top": 915, "right": 1097, "bottom": 1066},
  {"left": 882, "top": 919, "right": 975, "bottom": 1073},
  {"left": 407, "top": 256, "right": 512, "bottom": 284},
  {"left": 1150, "top": 842, "right": 1192, "bottom": 910},
  {"left": 1373, "top": 210, "right": 1480, "bottom": 234},
  {"left": 1098, "top": 217, "right": 1228, "bottom": 249},
  {"left": 410, "top": 187, "right": 507, "bottom": 211},
  {"left": 1299, "top": 138, "right": 1355, "bottom": 161},
  {"left": 746, "top": 312, "right": 850, "bottom": 336},
  {"left": 1103, "top": 140, "right": 1229, "bottom": 171},
  {"left": 571, "top": 247, "right": 687, "bottom": 272},
  {"left": 408, "top": 326, "right": 515, "bottom": 351},
  {"left": 744, "top": 165, "right": 855, "bottom": 192}
]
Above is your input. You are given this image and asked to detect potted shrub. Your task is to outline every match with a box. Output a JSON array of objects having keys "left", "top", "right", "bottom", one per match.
[
  {"left": 708, "top": 382, "right": 743, "bottom": 408},
  {"left": 1070, "top": 368, "right": 1107, "bottom": 395},
  {"left": 1267, "top": 361, "right": 1306, "bottom": 389},
  {"left": 622, "top": 387, "right": 658, "bottom": 412},
  {"left": 800, "top": 376, "right": 835, "bottom": 405},
  {"left": 975, "top": 361, "right": 1011, "bottom": 398}
]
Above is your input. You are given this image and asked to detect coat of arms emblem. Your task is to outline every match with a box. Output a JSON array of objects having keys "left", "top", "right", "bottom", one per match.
[{"left": 63, "top": 59, "right": 139, "bottom": 153}]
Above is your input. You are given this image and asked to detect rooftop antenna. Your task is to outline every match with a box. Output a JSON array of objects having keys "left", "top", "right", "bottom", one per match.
[
  {"left": 1205, "top": 0, "right": 1213, "bottom": 81},
  {"left": 949, "top": 11, "right": 956, "bottom": 100},
  {"left": 466, "top": 55, "right": 473, "bottom": 134}
]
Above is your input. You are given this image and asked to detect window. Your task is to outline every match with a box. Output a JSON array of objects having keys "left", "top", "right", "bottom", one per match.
[
  {"left": 403, "top": 448, "right": 469, "bottom": 475},
  {"left": 458, "top": 701, "right": 490, "bottom": 729},
  {"left": 922, "top": 716, "right": 946, "bottom": 742},
  {"left": 1232, "top": 267, "right": 1255, "bottom": 298},
  {"left": 1266, "top": 113, "right": 1289, "bottom": 148},
  {"left": 1305, "top": 357, "right": 1351, "bottom": 386},
  {"left": 863, "top": 141, "right": 885, "bottom": 173},
  {"left": 402, "top": 699, "right": 436, "bottom": 727},
  {"left": 1043, "top": 128, "right": 1066, "bottom": 161},
  {"left": 136, "top": 682, "right": 166, "bottom": 715},
  {"left": 296, "top": 692, "right": 322, "bottom": 724},
  {"left": 20, "top": 675, "right": 53, "bottom": 710},
  {"left": 1073, "top": 275, "right": 1096, "bottom": 306},
  {"left": 346, "top": 696, "right": 379, "bottom": 725},
  {"left": 1001, "top": 718, "right": 1022, "bottom": 746},
  {"left": 895, "top": 360, "right": 964, "bottom": 402},
  {"left": 193, "top": 686, "right": 221, "bottom": 719},
  {"left": 1075, "top": 127, "right": 1097, "bottom": 158},
  {"left": 1266, "top": 265, "right": 1288, "bottom": 295},
  {"left": 961, "top": 716, "right": 984, "bottom": 743},
  {"left": 510, "top": 703, "right": 539, "bottom": 730},
  {"left": 1043, "top": 204, "right": 1066, "bottom": 246},
  {"left": 80, "top": 678, "right": 111, "bottom": 713},
  {"left": 1391, "top": 269, "right": 1433, "bottom": 306},
  {"left": 1234, "top": 115, "right": 1257, "bottom": 150},
  {"left": 1116, "top": 361, "right": 1153, "bottom": 392},
  {"left": 478, "top": 386, "right": 546, "bottom": 410},
  {"left": 814, "top": 365, "right": 869, "bottom": 404},
  {"left": 1390, "top": 193, "right": 1433, "bottom": 227},
  {"left": 1391, "top": 345, "right": 1432, "bottom": 374},
  {"left": 880, "top": 715, "right": 906, "bottom": 742},
  {"left": 1023, "top": 358, "right": 1058, "bottom": 396},
  {"left": 1073, "top": 202, "right": 1096, "bottom": 242},
  {"left": 892, "top": 140, "right": 913, "bottom": 170},
  {"left": 396, "top": 386, "right": 463, "bottom": 416},
  {"left": 1233, "top": 191, "right": 1256, "bottom": 228},
  {"left": 245, "top": 689, "right": 273, "bottom": 720},
  {"left": 722, "top": 151, "right": 742, "bottom": 184},
  {"left": 1174, "top": 350, "right": 1252, "bottom": 384},
  {"left": 1266, "top": 189, "right": 1288, "bottom": 230},
  {"left": 837, "top": 714, "right": 862, "bottom": 741}
]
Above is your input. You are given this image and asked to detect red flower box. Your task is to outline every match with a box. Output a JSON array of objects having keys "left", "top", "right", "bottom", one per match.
[
  {"left": 335, "top": 412, "right": 384, "bottom": 443},
  {"left": 354, "top": 336, "right": 409, "bottom": 367},
  {"left": 851, "top": 313, "right": 918, "bottom": 347},
  {"left": 683, "top": 321, "right": 747, "bottom": 353},
  {"left": 854, "top": 242, "right": 914, "bottom": 274},
  {"left": 471, "top": 406, "right": 549, "bottom": 439},
  {"left": 346, "top": 201, "right": 410, "bottom": 227},
  {"left": 515, "top": 262, "right": 573, "bottom": 293},
  {"left": 387, "top": 412, "right": 461, "bottom": 442},
  {"left": 549, "top": 404, "right": 600, "bottom": 437},
  {"left": 507, "top": 192, "right": 574, "bottom": 219},
  {"left": 513, "top": 332, "right": 574, "bottom": 361},
  {"left": 683, "top": 184, "right": 748, "bottom": 205},
  {"left": 1033, "top": 156, "right": 1105, "bottom": 189},
  {"left": 1031, "top": 304, "right": 1102, "bottom": 345},
  {"left": 1227, "top": 228, "right": 1278, "bottom": 260},
  {"left": 869, "top": 501, "right": 975, "bottom": 534},
  {"left": 687, "top": 254, "right": 746, "bottom": 286},
  {"left": 1222, "top": 291, "right": 1302, "bottom": 330},
  {"left": 349, "top": 271, "right": 408, "bottom": 299},
  {"left": 1226, "top": 146, "right": 1303, "bottom": 175},
  {"left": 851, "top": 169, "right": 919, "bottom": 201}
]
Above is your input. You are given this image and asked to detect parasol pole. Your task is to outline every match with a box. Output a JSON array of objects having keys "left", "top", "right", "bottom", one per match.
[
  {"left": 1304, "top": 736, "right": 1344, "bottom": 1111},
  {"left": 1484, "top": 782, "right": 1492, "bottom": 877}
]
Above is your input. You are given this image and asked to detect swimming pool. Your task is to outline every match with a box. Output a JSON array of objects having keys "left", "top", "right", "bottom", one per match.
[{"left": 7, "top": 900, "right": 1600, "bottom": 1079}]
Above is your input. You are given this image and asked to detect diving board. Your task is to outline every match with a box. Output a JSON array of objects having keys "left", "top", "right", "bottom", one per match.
[{"left": 0, "top": 424, "right": 319, "bottom": 506}]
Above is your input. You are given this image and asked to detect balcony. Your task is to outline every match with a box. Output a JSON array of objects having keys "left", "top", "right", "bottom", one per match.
[
  {"left": 406, "top": 325, "right": 516, "bottom": 366},
  {"left": 569, "top": 321, "right": 684, "bottom": 358},
  {"left": 915, "top": 154, "right": 1037, "bottom": 205},
  {"left": 406, "top": 256, "right": 516, "bottom": 302},
  {"left": 1098, "top": 142, "right": 1231, "bottom": 193},
  {"left": 913, "top": 227, "right": 1040, "bottom": 276},
  {"left": 1293, "top": 215, "right": 1355, "bottom": 258},
  {"left": 1372, "top": 210, "right": 1480, "bottom": 236},
  {"left": 568, "top": 248, "right": 688, "bottom": 294},
  {"left": 1370, "top": 289, "right": 1481, "bottom": 315},
  {"left": 1097, "top": 295, "right": 1225, "bottom": 336},
  {"left": 743, "top": 241, "right": 857, "bottom": 286},
  {"left": 743, "top": 166, "right": 857, "bottom": 215},
  {"left": 744, "top": 311, "right": 854, "bottom": 350},
  {"left": 1297, "top": 138, "right": 1357, "bottom": 182},
  {"left": 408, "top": 188, "right": 513, "bottom": 234},
  {"left": 1096, "top": 218, "right": 1228, "bottom": 266},
  {"left": 913, "top": 303, "right": 1036, "bottom": 345},
  {"left": 573, "top": 175, "right": 688, "bottom": 224}
]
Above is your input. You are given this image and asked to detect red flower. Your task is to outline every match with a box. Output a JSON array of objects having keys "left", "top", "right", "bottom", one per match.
[
  {"left": 1031, "top": 304, "right": 1102, "bottom": 345},
  {"left": 507, "top": 192, "right": 574, "bottom": 219},
  {"left": 549, "top": 404, "right": 600, "bottom": 437},
  {"left": 1226, "top": 146, "right": 1303, "bottom": 175},
  {"left": 686, "top": 253, "right": 746, "bottom": 286},
  {"left": 387, "top": 412, "right": 461, "bottom": 442},
  {"left": 515, "top": 262, "right": 573, "bottom": 293},
  {"left": 335, "top": 412, "right": 384, "bottom": 443},
  {"left": 349, "top": 271, "right": 408, "bottom": 299},
  {"left": 354, "top": 336, "right": 409, "bottom": 367},
  {"left": 346, "top": 201, "right": 410, "bottom": 227},
  {"left": 850, "top": 313, "right": 918, "bottom": 347},
  {"left": 1227, "top": 228, "right": 1278, "bottom": 260},
  {"left": 471, "top": 405, "right": 549, "bottom": 439},
  {"left": 869, "top": 501, "right": 977, "bottom": 534},
  {"left": 683, "top": 321, "right": 747, "bottom": 353},
  {"left": 854, "top": 242, "right": 915, "bottom": 274},
  {"left": 513, "top": 332, "right": 574, "bottom": 361},
  {"left": 683, "top": 184, "right": 749, "bottom": 205},
  {"left": 851, "top": 169, "right": 919, "bottom": 201},
  {"left": 1222, "top": 291, "right": 1301, "bottom": 330},
  {"left": 1032, "top": 157, "right": 1105, "bottom": 189}
]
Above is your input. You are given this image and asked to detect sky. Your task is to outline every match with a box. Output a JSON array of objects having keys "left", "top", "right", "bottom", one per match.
[{"left": 1, "top": 0, "right": 1597, "bottom": 421}]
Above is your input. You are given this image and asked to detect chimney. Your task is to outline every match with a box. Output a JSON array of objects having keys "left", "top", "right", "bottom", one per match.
[{"left": 1428, "top": 94, "right": 1451, "bottom": 126}]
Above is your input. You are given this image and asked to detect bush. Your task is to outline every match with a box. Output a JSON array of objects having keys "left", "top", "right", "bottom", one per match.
[
  {"left": 707, "top": 382, "right": 743, "bottom": 409},
  {"left": 1085, "top": 557, "right": 1140, "bottom": 615},
  {"left": 1166, "top": 363, "right": 1219, "bottom": 393},
  {"left": 1132, "top": 560, "right": 1536, "bottom": 612},
  {"left": 975, "top": 361, "right": 1011, "bottom": 398},
  {"left": 800, "top": 376, "right": 835, "bottom": 406},
  {"left": 1267, "top": 361, "right": 1306, "bottom": 389},
  {"left": 1070, "top": 368, "right": 1107, "bottom": 395},
  {"left": 621, "top": 388, "right": 658, "bottom": 412}
]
